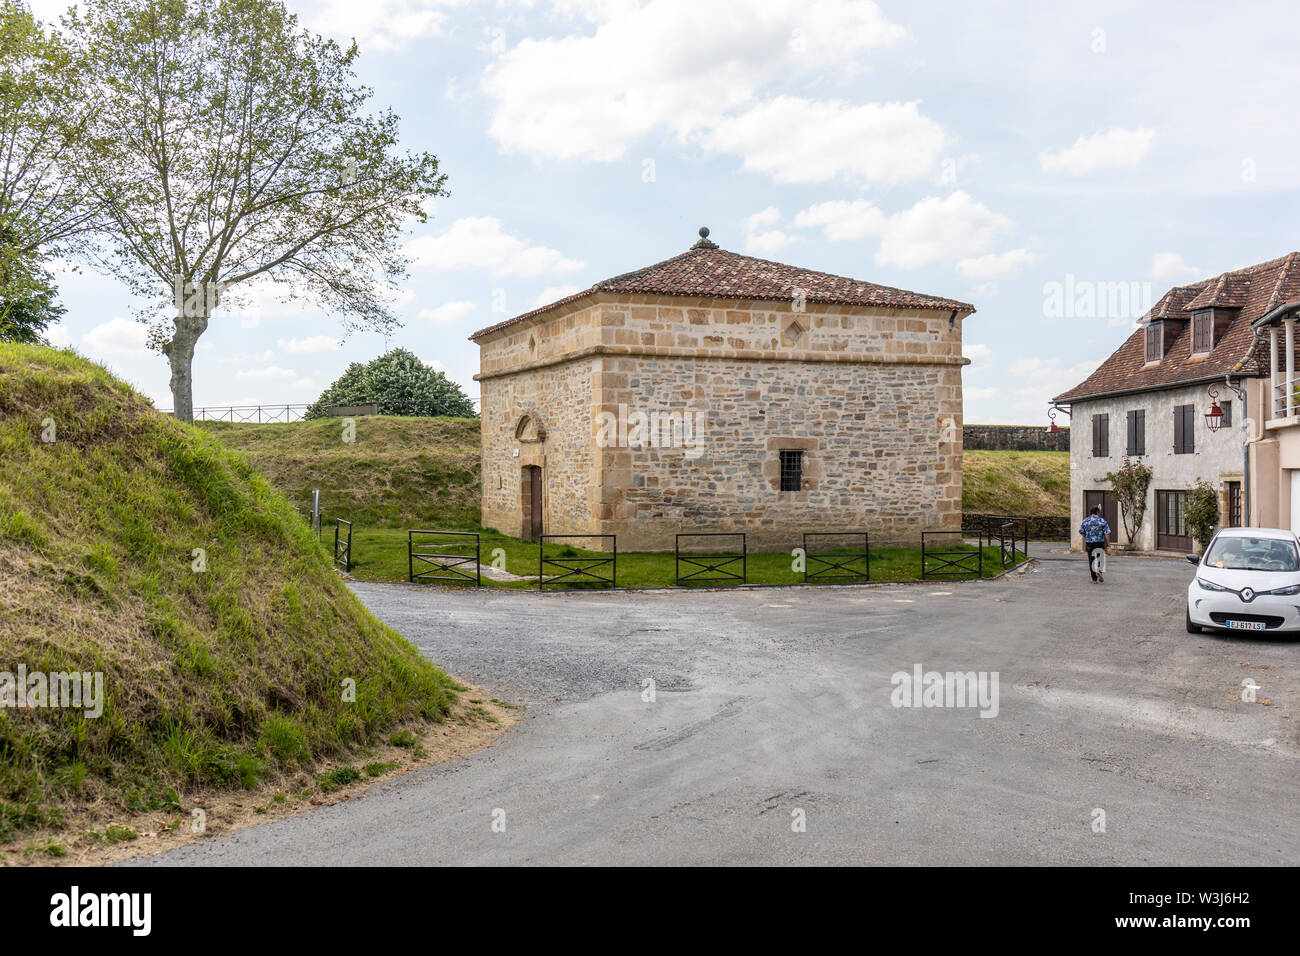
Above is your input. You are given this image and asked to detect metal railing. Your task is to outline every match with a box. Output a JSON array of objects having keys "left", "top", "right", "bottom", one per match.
[
  {"left": 1272, "top": 377, "right": 1300, "bottom": 418},
  {"left": 333, "top": 518, "right": 352, "bottom": 571},
  {"left": 409, "top": 531, "right": 481, "bottom": 586},
  {"left": 803, "top": 532, "right": 870, "bottom": 583},
  {"left": 921, "top": 531, "right": 983, "bottom": 580},
  {"left": 164, "top": 404, "right": 311, "bottom": 422},
  {"left": 964, "top": 514, "right": 1030, "bottom": 557},
  {"left": 675, "top": 533, "right": 747, "bottom": 586},
  {"left": 539, "top": 535, "right": 616, "bottom": 590}
]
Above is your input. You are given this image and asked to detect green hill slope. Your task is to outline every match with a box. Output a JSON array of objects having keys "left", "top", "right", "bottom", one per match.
[
  {"left": 0, "top": 345, "right": 458, "bottom": 841},
  {"left": 961, "top": 450, "right": 1071, "bottom": 516},
  {"left": 197, "top": 416, "right": 480, "bottom": 528}
]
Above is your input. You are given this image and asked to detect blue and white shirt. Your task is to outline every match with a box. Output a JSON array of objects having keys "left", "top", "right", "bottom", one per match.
[{"left": 1079, "top": 514, "right": 1111, "bottom": 543}]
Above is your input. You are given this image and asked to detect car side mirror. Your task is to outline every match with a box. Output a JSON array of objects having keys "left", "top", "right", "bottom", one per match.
[{"left": 1185, "top": 554, "right": 1199, "bottom": 565}]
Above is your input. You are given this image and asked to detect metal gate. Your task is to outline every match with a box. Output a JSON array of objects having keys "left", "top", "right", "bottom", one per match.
[
  {"left": 408, "top": 530, "right": 481, "bottom": 586},
  {"left": 538, "top": 535, "right": 616, "bottom": 590},
  {"left": 675, "top": 533, "right": 746, "bottom": 586},
  {"left": 803, "top": 532, "right": 870, "bottom": 583}
]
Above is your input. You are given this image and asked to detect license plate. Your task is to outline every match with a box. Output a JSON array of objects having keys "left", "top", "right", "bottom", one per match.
[{"left": 1227, "top": 620, "right": 1266, "bottom": 631}]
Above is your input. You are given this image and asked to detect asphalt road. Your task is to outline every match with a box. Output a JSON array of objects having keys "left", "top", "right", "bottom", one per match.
[{"left": 139, "top": 554, "right": 1300, "bottom": 865}]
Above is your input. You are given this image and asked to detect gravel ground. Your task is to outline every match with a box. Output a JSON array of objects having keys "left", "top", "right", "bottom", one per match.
[{"left": 135, "top": 554, "right": 1300, "bottom": 866}]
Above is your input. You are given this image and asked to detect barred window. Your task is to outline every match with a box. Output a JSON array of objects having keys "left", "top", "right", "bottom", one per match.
[{"left": 779, "top": 450, "right": 803, "bottom": 492}]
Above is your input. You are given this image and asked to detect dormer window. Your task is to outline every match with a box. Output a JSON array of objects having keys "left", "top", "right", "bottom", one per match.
[
  {"left": 1144, "top": 321, "right": 1163, "bottom": 363},
  {"left": 1192, "top": 310, "right": 1214, "bottom": 354}
]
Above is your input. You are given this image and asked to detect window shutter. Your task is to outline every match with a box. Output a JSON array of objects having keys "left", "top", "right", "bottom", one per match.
[
  {"left": 1136, "top": 410, "right": 1145, "bottom": 455},
  {"left": 1092, "top": 415, "right": 1100, "bottom": 457},
  {"left": 1101, "top": 415, "right": 1109, "bottom": 456},
  {"left": 1184, "top": 405, "right": 1195, "bottom": 454},
  {"left": 1174, "top": 405, "right": 1184, "bottom": 453}
]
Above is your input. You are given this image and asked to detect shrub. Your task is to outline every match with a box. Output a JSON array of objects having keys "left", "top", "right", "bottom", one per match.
[
  {"left": 1184, "top": 480, "right": 1221, "bottom": 551},
  {"left": 306, "top": 349, "right": 476, "bottom": 419},
  {"left": 1105, "top": 457, "right": 1154, "bottom": 546}
]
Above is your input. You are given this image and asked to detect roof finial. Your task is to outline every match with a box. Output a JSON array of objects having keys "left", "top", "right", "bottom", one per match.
[{"left": 692, "top": 225, "right": 718, "bottom": 250}]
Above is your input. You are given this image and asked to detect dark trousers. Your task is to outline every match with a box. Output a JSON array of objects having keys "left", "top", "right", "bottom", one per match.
[{"left": 1085, "top": 541, "right": 1106, "bottom": 580}]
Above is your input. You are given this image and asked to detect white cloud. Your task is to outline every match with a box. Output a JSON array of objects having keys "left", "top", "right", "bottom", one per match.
[
  {"left": 418, "top": 300, "right": 478, "bottom": 323},
  {"left": 956, "top": 248, "right": 1038, "bottom": 281},
  {"left": 876, "top": 191, "right": 1011, "bottom": 269},
  {"left": 43, "top": 324, "right": 72, "bottom": 348},
  {"left": 794, "top": 199, "right": 887, "bottom": 241},
  {"left": 82, "top": 318, "right": 149, "bottom": 357},
  {"left": 1151, "top": 251, "right": 1202, "bottom": 282},
  {"left": 483, "top": 0, "right": 906, "bottom": 163},
  {"left": 700, "top": 97, "right": 946, "bottom": 184},
  {"left": 963, "top": 344, "right": 995, "bottom": 368},
  {"left": 309, "top": 0, "right": 470, "bottom": 52},
  {"left": 407, "top": 217, "right": 583, "bottom": 277},
  {"left": 235, "top": 366, "right": 300, "bottom": 381},
  {"left": 743, "top": 206, "right": 797, "bottom": 255},
  {"left": 277, "top": 336, "right": 340, "bottom": 354},
  {"left": 532, "top": 285, "right": 583, "bottom": 307},
  {"left": 1040, "top": 127, "right": 1155, "bottom": 174},
  {"left": 423, "top": 358, "right": 447, "bottom": 373}
]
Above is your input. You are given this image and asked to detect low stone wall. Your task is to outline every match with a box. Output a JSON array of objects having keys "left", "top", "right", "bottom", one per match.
[
  {"left": 963, "top": 513, "right": 1071, "bottom": 540},
  {"left": 963, "top": 423, "right": 1069, "bottom": 451}
]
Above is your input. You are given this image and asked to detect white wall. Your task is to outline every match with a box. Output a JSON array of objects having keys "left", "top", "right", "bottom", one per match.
[{"left": 1068, "top": 382, "right": 1249, "bottom": 551}]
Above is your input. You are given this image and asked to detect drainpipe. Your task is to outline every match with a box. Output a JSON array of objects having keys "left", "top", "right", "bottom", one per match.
[{"left": 1231, "top": 328, "right": 1268, "bottom": 526}]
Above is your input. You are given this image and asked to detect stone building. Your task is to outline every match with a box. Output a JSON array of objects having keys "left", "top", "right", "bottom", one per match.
[
  {"left": 1053, "top": 252, "right": 1300, "bottom": 552},
  {"left": 470, "top": 228, "right": 976, "bottom": 551}
]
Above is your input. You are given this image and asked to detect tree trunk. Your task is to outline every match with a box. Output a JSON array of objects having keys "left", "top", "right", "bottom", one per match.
[{"left": 162, "top": 313, "right": 208, "bottom": 424}]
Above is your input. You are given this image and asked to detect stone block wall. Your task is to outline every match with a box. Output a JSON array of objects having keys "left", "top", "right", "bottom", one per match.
[{"left": 475, "top": 292, "right": 967, "bottom": 552}]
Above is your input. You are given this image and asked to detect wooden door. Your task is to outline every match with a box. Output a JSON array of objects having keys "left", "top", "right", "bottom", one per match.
[
  {"left": 1083, "top": 490, "right": 1118, "bottom": 543},
  {"left": 1156, "top": 490, "right": 1192, "bottom": 551},
  {"left": 528, "top": 466, "right": 543, "bottom": 539}
]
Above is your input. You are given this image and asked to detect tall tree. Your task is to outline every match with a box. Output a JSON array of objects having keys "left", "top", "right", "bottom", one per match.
[
  {"left": 62, "top": 0, "right": 447, "bottom": 421},
  {"left": 0, "top": 0, "right": 94, "bottom": 342}
]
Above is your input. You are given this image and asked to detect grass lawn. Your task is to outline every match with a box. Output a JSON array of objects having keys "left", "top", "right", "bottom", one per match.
[{"left": 330, "top": 525, "right": 1025, "bottom": 589}]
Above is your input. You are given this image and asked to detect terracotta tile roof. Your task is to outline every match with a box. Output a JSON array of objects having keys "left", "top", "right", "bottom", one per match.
[
  {"left": 1053, "top": 252, "right": 1300, "bottom": 403},
  {"left": 469, "top": 234, "right": 975, "bottom": 341}
]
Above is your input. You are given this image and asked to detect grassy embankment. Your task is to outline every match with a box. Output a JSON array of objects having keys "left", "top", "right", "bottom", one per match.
[
  {"left": 0, "top": 345, "right": 465, "bottom": 851},
  {"left": 206, "top": 417, "right": 1024, "bottom": 586},
  {"left": 961, "top": 449, "right": 1071, "bottom": 518}
]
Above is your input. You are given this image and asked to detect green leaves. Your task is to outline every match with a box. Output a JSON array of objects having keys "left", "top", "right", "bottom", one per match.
[
  {"left": 1105, "top": 456, "right": 1154, "bottom": 543},
  {"left": 1184, "top": 479, "right": 1220, "bottom": 550},
  {"left": 305, "top": 348, "right": 476, "bottom": 419}
]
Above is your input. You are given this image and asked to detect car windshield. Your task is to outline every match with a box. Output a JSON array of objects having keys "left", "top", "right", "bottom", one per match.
[{"left": 1203, "top": 536, "right": 1300, "bottom": 572}]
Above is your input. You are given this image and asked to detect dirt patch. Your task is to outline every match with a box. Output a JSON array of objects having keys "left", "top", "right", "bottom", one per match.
[{"left": 3, "top": 686, "right": 516, "bottom": 867}]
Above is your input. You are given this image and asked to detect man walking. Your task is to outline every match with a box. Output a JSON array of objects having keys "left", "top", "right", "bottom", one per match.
[{"left": 1079, "top": 505, "right": 1111, "bottom": 583}]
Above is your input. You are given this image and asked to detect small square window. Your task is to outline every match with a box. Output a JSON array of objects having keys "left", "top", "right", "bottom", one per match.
[{"left": 779, "top": 450, "right": 803, "bottom": 491}]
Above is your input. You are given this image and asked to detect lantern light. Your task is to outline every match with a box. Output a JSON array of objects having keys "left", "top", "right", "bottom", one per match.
[{"left": 1205, "top": 385, "right": 1224, "bottom": 432}]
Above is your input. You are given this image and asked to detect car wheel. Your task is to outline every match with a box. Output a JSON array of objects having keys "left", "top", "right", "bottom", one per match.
[{"left": 1186, "top": 605, "right": 1201, "bottom": 634}]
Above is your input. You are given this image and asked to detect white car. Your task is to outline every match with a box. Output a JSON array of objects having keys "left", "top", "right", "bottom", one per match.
[{"left": 1186, "top": 527, "right": 1300, "bottom": 634}]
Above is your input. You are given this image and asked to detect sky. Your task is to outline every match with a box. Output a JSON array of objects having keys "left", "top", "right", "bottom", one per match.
[{"left": 25, "top": 0, "right": 1300, "bottom": 424}]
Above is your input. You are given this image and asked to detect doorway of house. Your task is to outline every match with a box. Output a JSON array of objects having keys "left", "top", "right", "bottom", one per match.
[
  {"left": 1083, "top": 490, "right": 1119, "bottom": 543},
  {"left": 1156, "top": 489, "right": 1192, "bottom": 552},
  {"left": 522, "top": 465, "right": 543, "bottom": 540}
]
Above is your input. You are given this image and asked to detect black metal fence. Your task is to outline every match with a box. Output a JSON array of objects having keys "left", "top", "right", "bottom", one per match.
[
  {"left": 409, "top": 530, "right": 481, "bottom": 586},
  {"left": 921, "top": 531, "right": 983, "bottom": 580},
  {"left": 539, "top": 535, "right": 616, "bottom": 590},
  {"left": 803, "top": 532, "right": 870, "bottom": 583},
  {"left": 963, "top": 513, "right": 1033, "bottom": 554},
  {"left": 333, "top": 518, "right": 352, "bottom": 571},
  {"left": 675, "top": 533, "right": 747, "bottom": 586}
]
